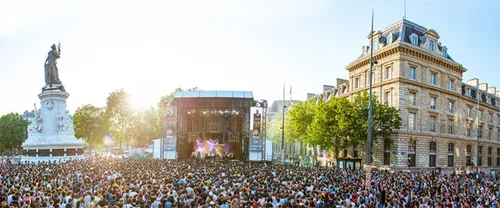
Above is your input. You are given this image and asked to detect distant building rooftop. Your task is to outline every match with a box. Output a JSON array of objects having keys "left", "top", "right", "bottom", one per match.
[{"left": 174, "top": 90, "right": 253, "bottom": 99}]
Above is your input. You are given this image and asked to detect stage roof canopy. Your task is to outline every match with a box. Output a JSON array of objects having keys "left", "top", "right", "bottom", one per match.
[{"left": 174, "top": 91, "right": 253, "bottom": 99}]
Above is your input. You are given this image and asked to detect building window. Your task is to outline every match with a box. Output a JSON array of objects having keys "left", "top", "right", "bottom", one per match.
[
  {"left": 371, "top": 72, "right": 375, "bottom": 84},
  {"left": 488, "top": 147, "right": 492, "bottom": 166},
  {"left": 488, "top": 128, "right": 492, "bottom": 140},
  {"left": 429, "top": 141, "right": 437, "bottom": 167},
  {"left": 385, "top": 91, "right": 392, "bottom": 106},
  {"left": 466, "top": 145, "right": 472, "bottom": 166},
  {"left": 410, "top": 34, "right": 418, "bottom": 45},
  {"left": 478, "top": 146, "right": 483, "bottom": 166},
  {"left": 479, "top": 110, "right": 483, "bottom": 120},
  {"left": 467, "top": 106, "right": 472, "bottom": 117},
  {"left": 343, "top": 149, "right": 348, "bottom": 158},
  {"left": 466, "top": 88, "right": 471, "bottom": 97},
  {"left": 410, "top": 67, "right": 416, "bottom": 80},
  {"left": 498, "top": 130, "right": 500, "bottom": 141},
  {"left": 497, "top": 148, "right": 500, "bottom": 166},
  {"left": 386, "top": 67, "right": 392, "bottom": 79},
  {"left": 448, "top": 119, "right": 454, "bottom": 134},
  {"left": 430, "top": 116, "right": 436, "bottom": 132},
  {"left": 430, "top": 40, "right": 435, "bottom": 52},
  {"left": 431, "top": 73, "right": 437, "bottom": 85},
  {"left": 448, "top": 101, "right": 454, "bottom": 113},
  {"left": 355, "top": 77, "right": 360, "bottom": 89},
  {"left": 408, "top": 113, "right": 416, "bottom": 130},
  {"left": 442, "top": 49, "right": 447, "bottom": 57},
  {"left": 430, "top": 97, "right": 437, "bottom": 110},
  {"left": 448, "top": 143, "right": 454, "bottom": 167},
  {"left": 489, "top": 113, "right": 493, "bottom": 123},
  {"left": 383, "top": 142, "right": 391, "bottom": 166},
  {"left": 409, "top": 92, "right": 416, "bottom": 105},
  {"left": 449, "top": 79, "right": 454, "bottom": 91},
  {"left": 467, "top": 123, "right": 472, "bottom": 137},
  {"left": 353, "top": 146, "right": 359, "bottom": 158},
  {"left": 387, "top": 33, "right": 393, "bottom": 44},
  {"left": 408, "top": 140, "right": 416, "bottom": 167},
  {"left": 478, "top": 125, "right": 483, "bottom": 139}
]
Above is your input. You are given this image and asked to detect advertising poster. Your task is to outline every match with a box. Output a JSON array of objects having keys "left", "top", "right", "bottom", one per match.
[{"left": 249, "top": 107, "right": 263, "bottom": 160}]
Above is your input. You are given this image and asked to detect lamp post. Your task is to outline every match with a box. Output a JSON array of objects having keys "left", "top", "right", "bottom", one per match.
[
  {"left": 365, "top": 9, "right": 377, "bottom": 190},
  {"left": 475, "top": 82, "right": 480, "bottom": 174},
  {"left": 281, "top": 84, "right": 286, "bottom": 164},
  {"left": 258, "top": 99, "right": 268, "bottom": 161}
]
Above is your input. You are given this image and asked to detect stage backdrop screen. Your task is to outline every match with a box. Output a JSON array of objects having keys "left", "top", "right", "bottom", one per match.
[{"left": 249, "top": 107, "right": 263, "bottom": 161}]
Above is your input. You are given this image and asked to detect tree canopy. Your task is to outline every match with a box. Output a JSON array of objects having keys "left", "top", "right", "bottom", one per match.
[
  {"left": 73, "top": 104, "right": 107, "bottom": 149},
  {"left": 0, "top": 113, "right": 29, "bottom": 154},
  {"left": 284, "top": 92, "right": 401, "bottom": 160}
]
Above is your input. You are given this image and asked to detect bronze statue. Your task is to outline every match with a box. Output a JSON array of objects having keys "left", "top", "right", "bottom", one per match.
[{"left": 44, "top": 43, "right": 62, "bottom": 85}]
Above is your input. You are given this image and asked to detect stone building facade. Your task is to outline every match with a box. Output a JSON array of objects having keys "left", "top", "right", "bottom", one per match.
[{"left": 318, "top": 19, "right": 500, "bottom": 172}]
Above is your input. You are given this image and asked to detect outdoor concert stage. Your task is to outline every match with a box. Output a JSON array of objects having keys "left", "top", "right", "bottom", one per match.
[{"left": 162, "top": 91, "right": 254, "bottom": 160}]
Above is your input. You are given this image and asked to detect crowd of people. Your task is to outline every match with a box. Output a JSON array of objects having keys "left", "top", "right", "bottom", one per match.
[{"left": 0, "top": 158, "right": 499, "bottom": 208}]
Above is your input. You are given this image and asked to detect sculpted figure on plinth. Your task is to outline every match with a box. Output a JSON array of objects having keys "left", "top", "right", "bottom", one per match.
[
  {"left": 27, "top": 110, "right": 43, "bottom": 134},
  {"left": 57, "top": 110, "right": 74, "bottom": 133},
  {"left": 44, "top": 43, "right": 62, "bottom": 85}
]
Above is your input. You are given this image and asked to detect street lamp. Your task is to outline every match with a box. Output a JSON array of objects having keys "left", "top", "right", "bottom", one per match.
[
  {"left": 281, "top": 104, "right": 287, "bottom": 164},
  {"left": 365, "top": 10, "right": 377, "bottom": 189},
  {"left": 257, "top": 99, "right": 268, "bottom": 161}
]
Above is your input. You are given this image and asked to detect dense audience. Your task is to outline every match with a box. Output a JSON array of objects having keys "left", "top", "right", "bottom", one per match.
[{"left": 0, "top": 158, "right": 499, "bottom": 207}]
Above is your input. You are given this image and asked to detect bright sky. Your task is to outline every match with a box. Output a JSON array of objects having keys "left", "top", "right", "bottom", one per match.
[{"left": 0, "top": 0, "right": 499, "bottom": 115}]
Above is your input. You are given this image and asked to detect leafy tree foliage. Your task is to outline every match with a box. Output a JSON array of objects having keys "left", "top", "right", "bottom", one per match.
[
  {"left": 350, "top": 92, "right": 401, "bottom": 146},
  {"left": 105, "top": 89, "right": 133, "bottom": 148},
  {"left": 285, "top": 92, "right": 401, "bottom": 161},
  {"left": 285, "top": 99, "right": 315, "bottom": 142},
  {"left": 128, "top": 107, "right": 160, "bottom": 147},
  {"left": 0, "top": 113, "right": 29, "bottom": 154},
  {"left": 73, "top": 104, "right": 107, "bottom": 149}
]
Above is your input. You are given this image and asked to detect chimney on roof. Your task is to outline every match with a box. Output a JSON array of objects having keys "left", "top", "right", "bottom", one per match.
[
  {"left": 307, "top": 93, "right": 317, "bottom": 99},
  {"left": 323, "top": 85, "right": 335, "bottom": 92},
  {"left": 466, "top": 78, "right": 479, "bottom": 87},
  {"left": 479, "top": 83, "right": 488, "bottom": 91},
  {"left": 336, "top": 78, "right": 348, "bottom": 86},
  {"left": 488, "top": 87, "right": 496, "bottom": 95}
]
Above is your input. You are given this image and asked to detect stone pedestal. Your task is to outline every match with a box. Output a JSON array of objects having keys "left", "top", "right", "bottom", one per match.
[{"left": 22, "top": 86, "right": 85, "bottom": 162}]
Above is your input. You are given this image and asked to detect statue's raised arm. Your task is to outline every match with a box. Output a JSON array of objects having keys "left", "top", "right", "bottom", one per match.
[{"left": 44, "top": 43, "right": 62, "bottom": 85}]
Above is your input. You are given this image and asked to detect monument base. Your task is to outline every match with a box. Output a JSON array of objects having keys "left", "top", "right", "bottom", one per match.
[
  {"left": 22, "top": 88, "right": 86, "bottom": 163},
  {"left": 21, "top": 155, "right": 85, "bottom": 163}
]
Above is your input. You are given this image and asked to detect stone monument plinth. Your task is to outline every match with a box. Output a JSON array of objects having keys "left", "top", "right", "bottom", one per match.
[{"left": 22, "top": 86, "right": 85, "bottom": 162}]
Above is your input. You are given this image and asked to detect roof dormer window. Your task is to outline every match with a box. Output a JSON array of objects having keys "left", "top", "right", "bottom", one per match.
[
  {"left": 410, "top": 33, "right": 418, "bottom": 45},
  {"left": 442, "top": 46, "right": 448, "bottom": 57},
  {"left": 387, "top": 33, "right": 393, "bottom": 45},
  {"left": 430, "top": 40, "right": 435, "bottom": 52},
  {"left": 465, "top": 87, "right": 472, "bottom": 97}
]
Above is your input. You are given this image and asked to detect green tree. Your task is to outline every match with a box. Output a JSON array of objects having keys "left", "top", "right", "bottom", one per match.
[
  {"left": 351, "top": 92, "right": 401, "bottom": 146},
  {"left": 73, "top": 104, "right": 107, "bottom": 149},
  {"left": 0, "top": 113, "right": 29, "bottom": 155},
  {"left": 105, "top": 89, "right": 133, "bottom": 148},
  {"left": 128, "top": 107, "right": 160, "bottom": 147},
  {"left": 307, "top": 97, "right": 355, "bottom": 160},
  {"left": 285, "top": 99, "right": 315, "bottom": 143}
]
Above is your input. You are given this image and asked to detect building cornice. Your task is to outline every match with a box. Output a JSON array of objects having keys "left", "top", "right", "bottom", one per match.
[
  {"left": 350, "top": 77, "right": 500, "bottom": 112},
  {"left": 346, "top": 42, "right": 467, "bottom": 74}
]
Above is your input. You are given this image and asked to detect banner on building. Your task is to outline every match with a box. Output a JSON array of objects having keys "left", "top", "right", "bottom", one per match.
[{"left": 249, "top": 107, "right": 263, "bottom": 160}]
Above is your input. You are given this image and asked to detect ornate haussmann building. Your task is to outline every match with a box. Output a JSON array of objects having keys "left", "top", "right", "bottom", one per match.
[{"left": 319, "top": 19, "right": 500, "bottom": 172}]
